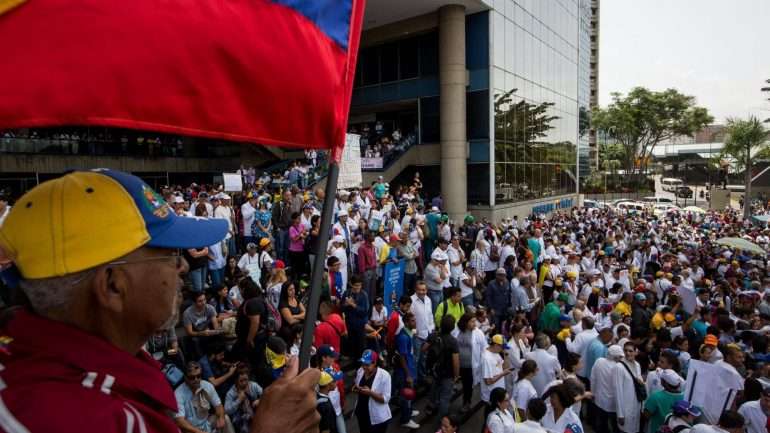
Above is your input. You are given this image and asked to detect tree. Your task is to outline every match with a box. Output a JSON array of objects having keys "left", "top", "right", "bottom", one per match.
[
  {"left": 592, "top": 87, "right": 713, "bottom": 181},
  {"left": 720, "top": 116, "right": 769, "bottom": 217}
]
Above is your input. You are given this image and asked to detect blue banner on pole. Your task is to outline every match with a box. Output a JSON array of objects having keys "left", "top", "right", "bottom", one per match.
[{"left": 383, "top": 260, "right": 405, "bottom": 312}]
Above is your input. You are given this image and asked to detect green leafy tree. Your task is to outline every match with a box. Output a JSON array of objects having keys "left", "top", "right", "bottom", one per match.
[
  {"left": 719, "top": 116, "right": 769, "bottom": 217},
  {"left": 592, "top": 87, "right": 713, "bottom": 180}
]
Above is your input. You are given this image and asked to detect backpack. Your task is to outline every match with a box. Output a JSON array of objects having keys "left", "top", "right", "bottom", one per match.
[
  {"left": 424, "top": 331, "right": 444, "bottom": 378},
  {"left": 489, "top": 245, "right": 500, "bottom": 262},
  {"left": 263, "top": 300, "right": 282, "bottom": 334}
]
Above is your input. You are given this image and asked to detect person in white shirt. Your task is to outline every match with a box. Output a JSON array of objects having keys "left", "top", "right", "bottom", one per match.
[
  {"left": 738, "top": 389, "right": 770, "bottom": 433},
  {"left": 237, "top": 243, "right": 260, "bottom": 278},
  {"left": 646, "top": 350, "right": 681, "bottom": 396},
  {"left": 240, "top": 194, "right": 258, "bottom": 244},
  {"left": 410, "top": 282, "right": 434, "bottom": 383},
  {"left": 542, "top": 383, "right": 583, "bottom": 433},
  {"left": 481, "top": 334, "right": 515, "bottom": 428},
  {"left": 447, "top": 237, "right": 465, "bottom": 287},
  {"left": 486, "top": 387, "right": 517, "bottom": 433},
  {"left": 590, "top": 344, "right": 623, "bottom": 433},
  {"left": 516, "top": 398, "right": 549, "bottom": 433},
  {"left": 526, "top": 334, "right": 562, "bottom": 396},
  {"left": 352, "top": 350, "right": 391, "bottom": 432},
  {"left": 613, "top": 341, "right": 643, "bottom": 433},
  {"left": 506, "top": 323, "right": 532, "bottom": 394},
  {"left": 567, "top": 317, "right": 598, "bottom": 380},
  {"left": 691, "top": 411, "right": 746, "bottom": 433},
  {"left": 513, "top": 360, "right": 539, "bottom": 420}
]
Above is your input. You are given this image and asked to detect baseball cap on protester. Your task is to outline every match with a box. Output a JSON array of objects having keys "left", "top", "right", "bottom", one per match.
[
  {"left": 490, "top": 334, "right": 511, "bottom": 350},
  {"left": 317, "top": 344, "right": 339, "bottom": 359},
  {"left": 0, "top": 169, "right": 228, "bottom": 279},
  {"left": 672, "top": 400, "right": 702, "bottom": 418},
  {"left": 660, "top": 369, "right": 684, "bottom": 389},
  {"left": 359, "top": 349, "right": 379, "bottom": 365},
  {"left": 318, "top": 371, "right": 334, "bottom": 387}
]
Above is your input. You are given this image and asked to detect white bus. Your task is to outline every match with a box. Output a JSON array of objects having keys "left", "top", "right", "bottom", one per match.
[{"left": 661, "top": 178, "right": 684, "bottom": 192}]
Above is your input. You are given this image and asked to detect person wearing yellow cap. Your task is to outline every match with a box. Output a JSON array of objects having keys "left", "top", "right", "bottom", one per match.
[
  {"left": 0, "top": 169, "right": 320, "bottom": 433},
  {"left": 316, "top": 371, "right": 338, "bottom": 433}
]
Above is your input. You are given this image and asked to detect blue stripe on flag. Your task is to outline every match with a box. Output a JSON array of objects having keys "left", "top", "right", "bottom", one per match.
[{"left": 273, "top": 0, "right": 353, "bottom": 50}]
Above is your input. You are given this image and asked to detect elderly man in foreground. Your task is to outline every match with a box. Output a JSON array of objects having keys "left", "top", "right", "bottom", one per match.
[{"left": 0, "top": 169, "right": 319, "bottom": 433}]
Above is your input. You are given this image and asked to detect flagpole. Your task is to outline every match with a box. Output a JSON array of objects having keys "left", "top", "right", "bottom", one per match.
[{"left": 299, "top": 160, "right": 340, "bottom": 369}]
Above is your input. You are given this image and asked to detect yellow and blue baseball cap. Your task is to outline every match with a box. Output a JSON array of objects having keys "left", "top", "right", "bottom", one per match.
[{"left": 0, "top": 169, "right": 228, "bottom": 279}]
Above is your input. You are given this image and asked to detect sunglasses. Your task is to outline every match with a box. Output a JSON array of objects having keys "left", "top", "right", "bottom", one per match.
[{"left": 186, "top": 373, "right": 202, "bottom": 380}]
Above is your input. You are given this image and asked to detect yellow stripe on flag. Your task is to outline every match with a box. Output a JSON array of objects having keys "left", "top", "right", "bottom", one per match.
[{"left": 0, "top": 0, "right": 25, "bottom": 16}]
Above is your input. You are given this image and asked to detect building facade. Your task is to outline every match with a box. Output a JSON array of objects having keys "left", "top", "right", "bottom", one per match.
[{"left": 354, "top": 0, "right": 592, "bottom": 221}]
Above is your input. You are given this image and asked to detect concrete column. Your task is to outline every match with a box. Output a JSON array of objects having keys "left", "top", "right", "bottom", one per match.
[{"left": 439, "top": 4, "right": 467, "bottom": 222}]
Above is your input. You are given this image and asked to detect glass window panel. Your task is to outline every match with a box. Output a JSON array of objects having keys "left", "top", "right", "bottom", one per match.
[
  {"left": 399, "top": 40, "right": 418, "bottom": 79},
  {"left": 505, "top": 18, "right": 514, "bottom": 72},
  {"left": 492, "top": 12, "right": 505, "bottom": 68},
  {"left": 380, "top": 42, "right": 398, "bottom": 83},
  {"left": 361, "top": 47, "right": 379, "bottom": 86}
]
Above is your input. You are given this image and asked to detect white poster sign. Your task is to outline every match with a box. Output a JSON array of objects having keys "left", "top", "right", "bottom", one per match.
[
  {"left": 338, "top": 133, "right": 362, "bottom": 189},
  {"left": 361, "top": 157, "right": 384, "bottom": 169},
  {"left": 684, "top": 359, "right": 744, "bottom": 423},
  {"left": 222, "top": 172, "right": 243, "bottom": 192}
]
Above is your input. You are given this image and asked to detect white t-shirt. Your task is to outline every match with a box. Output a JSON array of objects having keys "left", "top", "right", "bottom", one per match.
[
  {"left": 739, "top": 400, "right": 767, "bottom": 433},
  {"left": 513, "top": 378, "right": 538, "bottom": 414},
  {"left": 481, "top": 349, "right": 506, "bottom": 403},
  {"left": 241, "top": 202, "right": 257, "bottom": 237},
  {"left": 515, "top": 421, "right": 548, "bottom": 433},
  {"left": 542, "top": 406, "right": 583, "bottom": 433},
  {"left": 487, "top": 408, "right": 516, "bottom": 433},
  {"left": 370, "top": 306, "right": 387, "bottom": 327}
]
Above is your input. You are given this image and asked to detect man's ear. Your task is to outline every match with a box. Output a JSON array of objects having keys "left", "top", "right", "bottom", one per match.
[{"left": 91, "top": 266, "right": 128, "bottom": 313}]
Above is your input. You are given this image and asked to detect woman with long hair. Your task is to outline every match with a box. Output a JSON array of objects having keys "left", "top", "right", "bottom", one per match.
[
  {"left": 541, "top": 383, "right": 582, "bottom": 433},
  {"left": 265, "top": 264, "right": 288, "bottom": 310},
  {"left": 512, "top": 360, "right": 538, "bottom": 420},
  {"left": 485, "top": 387, "right": 515, "bottom": 433},
  {"left": 278, "top": 280, "right": 305, "bottom": 335}
]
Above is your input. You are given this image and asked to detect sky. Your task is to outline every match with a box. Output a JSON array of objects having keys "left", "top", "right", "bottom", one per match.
[{"left": 599, "top": 0, "right": 770, "bottom": 123}]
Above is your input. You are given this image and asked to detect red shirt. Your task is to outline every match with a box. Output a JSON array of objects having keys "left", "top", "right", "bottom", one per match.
[
  {"left": 0, "top": 309, "right": 178, "bottom": 433},
  {"left": 313, "top": 314, "right": 347, "bottom": 351},
  {"left": 357, "top": 242, "right": 377, "bottom": 272}
]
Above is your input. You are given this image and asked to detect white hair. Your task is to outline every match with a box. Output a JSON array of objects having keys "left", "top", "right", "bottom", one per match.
[{"left": 19, "top": 269, "right": 94, "bottom": 315}]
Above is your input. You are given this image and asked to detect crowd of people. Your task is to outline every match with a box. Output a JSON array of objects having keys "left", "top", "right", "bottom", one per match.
[
  {"left": 118, "top": 165, "right": 770, "bottom": 433},
  {"left": 6, "top": 165, "right": 770, "bottom": 433}
]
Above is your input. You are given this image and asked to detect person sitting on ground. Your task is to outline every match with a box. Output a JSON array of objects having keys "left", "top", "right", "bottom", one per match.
[
  {"left": 224, "top": 368, "right": 263, "bottom": 433},
  {"left": 174, "top": 361, "right": 233, "bottom": 433},
  {"left": 198, "top": 339, "right": 238, "bottom": 398}
]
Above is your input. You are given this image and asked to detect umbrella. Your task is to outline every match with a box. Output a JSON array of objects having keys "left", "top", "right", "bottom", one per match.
[
  {"left": 683, "top": 206, "right": 706, "bottom": 214},
  {"left": 716, "top": 237, "right": 767, "bottom": 256}
]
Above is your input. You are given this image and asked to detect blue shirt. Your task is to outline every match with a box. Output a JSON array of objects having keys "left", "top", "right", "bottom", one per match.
[
  {"left": 174, "top": 381, "right": 222, "bottom": 433},
  {"left": 395, "top": 329, "right": 416, "bottom": 379},
  {"left": 584, "top": 337, "right": 608, "bottom": 378}
]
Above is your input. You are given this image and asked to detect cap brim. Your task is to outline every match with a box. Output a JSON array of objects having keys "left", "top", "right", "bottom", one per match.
[{"left": 146, "top": 215, "right": 228, "bottom": 249}]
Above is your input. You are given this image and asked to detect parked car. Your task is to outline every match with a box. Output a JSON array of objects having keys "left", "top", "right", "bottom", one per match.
[
  {"left": 616, "top": 201, "right": 646, "bottom": 214},
  {"left": 652, "top": 203, "right": 680, "bottom": 216},
  {"left": 642, "top": 196, "right": 674, "bottom": 205},
  {"left": 676, "top": 186, "right": 694, "bottom": 198}
]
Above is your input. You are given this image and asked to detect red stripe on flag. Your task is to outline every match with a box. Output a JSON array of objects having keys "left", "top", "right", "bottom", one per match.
[{"left": 0, "top": 0, "right": 364, "bottom": 155}]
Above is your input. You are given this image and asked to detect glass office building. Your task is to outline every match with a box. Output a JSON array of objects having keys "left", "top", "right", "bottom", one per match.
[{"left": 351, "top": 0, "right": 593, "bottom": 219}]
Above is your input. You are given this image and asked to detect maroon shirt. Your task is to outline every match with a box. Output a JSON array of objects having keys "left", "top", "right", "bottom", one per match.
[{"left": 0, "top": 309, "right": 178, "bottom": 433}]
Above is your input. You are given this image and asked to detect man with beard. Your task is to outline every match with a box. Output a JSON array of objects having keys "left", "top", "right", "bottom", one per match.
[{"left": 0, "top": 170, "right": 321, "bottom": 433}]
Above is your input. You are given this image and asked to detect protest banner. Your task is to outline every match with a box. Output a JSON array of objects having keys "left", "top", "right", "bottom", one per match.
[{"left": 383, "top": 259, "right": 405, "bottom": 312}]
